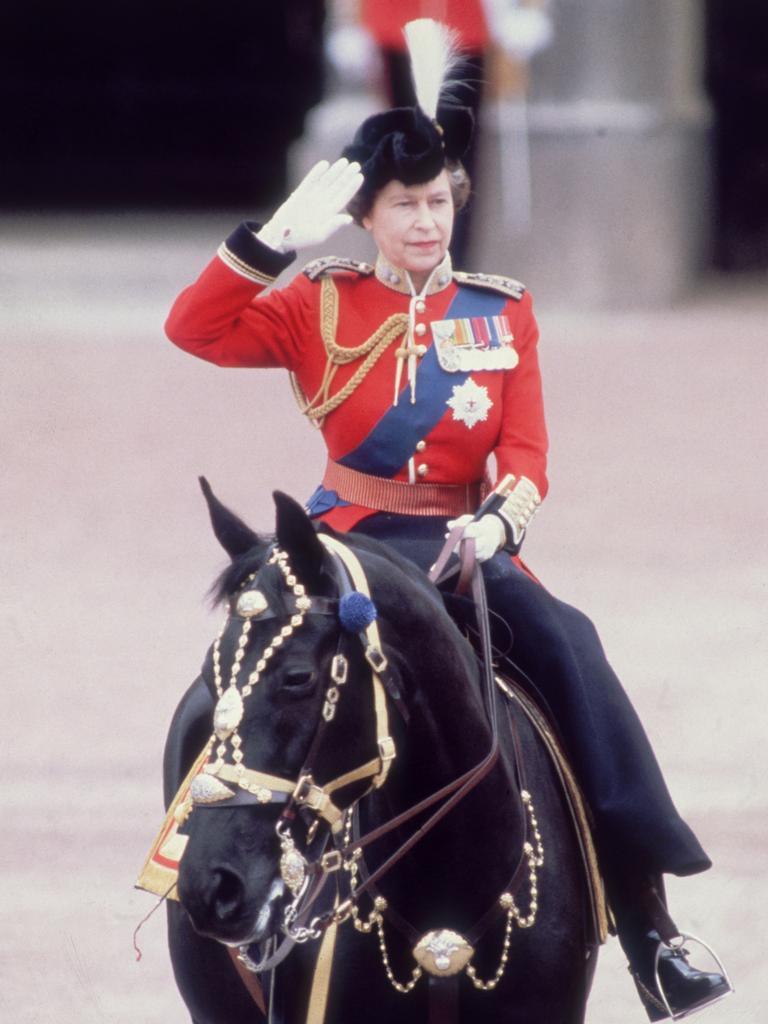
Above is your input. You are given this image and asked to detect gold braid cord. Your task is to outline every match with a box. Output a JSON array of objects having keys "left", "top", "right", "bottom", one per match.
[{"left": 290, "top": 277, "right": 409, "bottom": 427}]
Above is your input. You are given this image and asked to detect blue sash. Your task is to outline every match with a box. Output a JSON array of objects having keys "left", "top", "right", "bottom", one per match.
[
  {"left": 338, "top": 286, "right": 508, "bottom": 477},
  {"left": 305, "top": 284, "right": 507, "bottom": 516}
]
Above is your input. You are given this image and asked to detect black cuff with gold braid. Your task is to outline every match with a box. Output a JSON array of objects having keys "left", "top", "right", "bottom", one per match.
[
  {"left": 492, "top": 512, "right": 524, "bottom": 556},
  {"left": 217, "top": 221, "right": 296, "bottom": 286},
  {"left": 473, "top": 474, "right": 540, "bottom": 556},
  {"left": 495, "top": 477, "right": 542, "bottom": 554}
]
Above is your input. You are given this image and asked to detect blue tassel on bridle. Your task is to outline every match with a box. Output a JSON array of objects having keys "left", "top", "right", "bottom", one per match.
[{"left": 338, "top": 591, "right": 378, "bottom": 633}]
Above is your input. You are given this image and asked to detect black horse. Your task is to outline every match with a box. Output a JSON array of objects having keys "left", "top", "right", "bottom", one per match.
[{"left": 163, "top": 486, "right": 599, "bottom": 1023}]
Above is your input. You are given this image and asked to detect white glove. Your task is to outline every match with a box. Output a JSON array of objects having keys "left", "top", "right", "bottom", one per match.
[
  {"left": 256, "top": 158, "right": 364, "bottom": 254},
  {"left": 446, "top": 514, "right": 506, "bottom": 563},
  {"left": 484, "top": 2, "right": 554, "bottom": 61}
]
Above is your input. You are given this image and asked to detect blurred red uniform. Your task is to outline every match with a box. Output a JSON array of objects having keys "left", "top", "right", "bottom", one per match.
[{"left": 361, "top": 0, "right": 490, "bottom": 52}]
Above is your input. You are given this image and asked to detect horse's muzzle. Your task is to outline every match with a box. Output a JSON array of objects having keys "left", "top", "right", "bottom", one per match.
[{"left": 178, "top": 864, "right": 283, "bottom": 945}]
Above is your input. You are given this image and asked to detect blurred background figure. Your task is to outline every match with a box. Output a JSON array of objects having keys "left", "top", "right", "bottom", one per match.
[{"left": 326, "top": 0, "right": 554, "bottom": 267}]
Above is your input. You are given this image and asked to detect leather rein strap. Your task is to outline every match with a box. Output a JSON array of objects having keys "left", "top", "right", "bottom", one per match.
[
  {"left": 353, "top": 535, "right": 532, "bottom": 943},
  {"left": 346, "top": 537, "right": 502, "bottom": 900},
  {"left": 297, "top": 530, "right": 505, "bottom": 932}
]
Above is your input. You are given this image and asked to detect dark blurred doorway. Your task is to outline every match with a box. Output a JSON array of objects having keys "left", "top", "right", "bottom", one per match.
[
  {"left": 706, "top": 0, "right": 768, "bottom": 270},
  {"left": 0, "top": 1, "right": 325, "bottom": 208}
]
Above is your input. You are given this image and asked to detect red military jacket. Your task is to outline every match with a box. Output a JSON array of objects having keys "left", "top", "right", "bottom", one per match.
[{"left": 165, "top": 222, "right": 548, "bottom": 533}]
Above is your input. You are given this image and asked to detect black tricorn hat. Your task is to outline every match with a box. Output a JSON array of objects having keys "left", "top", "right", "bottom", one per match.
[
  {"left": 341, "top": 104, "right": 474, "bottom": 199},
  {"left": 341, "top": 19, "right": 475, "bottom": 203}
]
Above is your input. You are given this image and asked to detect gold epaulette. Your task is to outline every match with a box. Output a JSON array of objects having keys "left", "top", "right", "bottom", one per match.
[
  {"left": 303, "top": 256, "right": 375, "bottom": 282},
  {"left": 453, "top": 270, "right": 526, "bottom": 301}
]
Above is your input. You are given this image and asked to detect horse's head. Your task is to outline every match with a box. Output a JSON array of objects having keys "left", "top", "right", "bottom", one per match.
[{"left": 176, "top": 482, "right": 424, "bottom": 949}]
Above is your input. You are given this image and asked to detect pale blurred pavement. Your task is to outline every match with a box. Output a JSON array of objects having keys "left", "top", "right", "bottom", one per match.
[{"left": 1, "top": 212, "right": 766, "bottom": 1022}]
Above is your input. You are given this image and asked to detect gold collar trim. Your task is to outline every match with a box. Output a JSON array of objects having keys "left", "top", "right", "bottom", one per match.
[{"left": 374, "top": 252, "right": 453, "bottom": 296}]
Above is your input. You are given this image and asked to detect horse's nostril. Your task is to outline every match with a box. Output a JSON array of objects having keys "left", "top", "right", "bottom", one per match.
[{"left": 212, "top": 867, "right": 245, "bottom": 922}]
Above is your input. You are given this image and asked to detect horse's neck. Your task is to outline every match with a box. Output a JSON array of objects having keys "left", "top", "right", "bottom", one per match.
[{"left": 364, "top": 627, "right": 523, "bottom": 926}]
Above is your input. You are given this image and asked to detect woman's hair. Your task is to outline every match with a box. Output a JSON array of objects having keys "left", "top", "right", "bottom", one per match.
[{"left": 347, "top": 161, "right": 471, "bottom": 226}]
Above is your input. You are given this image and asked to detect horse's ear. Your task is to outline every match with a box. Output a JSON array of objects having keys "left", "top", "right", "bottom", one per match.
[
  {"left": 273, "top": 491, "right": 325, "bottom": 591},
  {"left": 199, "top": 477, "right": 260, "bottom": 560}
]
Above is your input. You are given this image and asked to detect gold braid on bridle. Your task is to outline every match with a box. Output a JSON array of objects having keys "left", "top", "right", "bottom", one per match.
[{"left": 290, "top": 277, "right": 409, "bottom": 428}]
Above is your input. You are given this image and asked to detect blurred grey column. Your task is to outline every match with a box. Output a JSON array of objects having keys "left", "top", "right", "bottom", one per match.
[
  {"left": 292, "top": 0, "right": 710, "bottom": 307},
  {"left": 476, "top": 0, "right": 711, "bottom": 307}
]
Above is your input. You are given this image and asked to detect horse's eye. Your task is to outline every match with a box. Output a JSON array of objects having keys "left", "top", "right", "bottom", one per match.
[{"left": 282, "top": 669, "right": 315, "bottom": 691}]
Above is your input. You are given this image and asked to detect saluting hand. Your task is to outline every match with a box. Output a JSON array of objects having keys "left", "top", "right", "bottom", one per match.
[{"left": 256, "top": 158, "right": 364, "bottom": 254}]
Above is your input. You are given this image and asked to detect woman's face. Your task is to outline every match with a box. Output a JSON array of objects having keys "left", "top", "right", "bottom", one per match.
[{"left": 363, "top": 171, "right": 454, "bottom": 281}]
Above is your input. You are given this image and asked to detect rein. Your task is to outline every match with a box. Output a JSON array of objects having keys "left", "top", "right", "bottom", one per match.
[
  {"left": 274, "top": 533, "right": 506, "bottom": 943},
  {"left": 332, "top": 536, "right": 503, "bottom": 907}
]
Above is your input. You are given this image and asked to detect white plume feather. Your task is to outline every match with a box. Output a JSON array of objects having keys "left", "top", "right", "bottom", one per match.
[{"left": 403, "top": 18, "right": 462, "bottom": 120}]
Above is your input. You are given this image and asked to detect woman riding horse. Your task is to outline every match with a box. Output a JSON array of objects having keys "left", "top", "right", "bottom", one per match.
[{"left": 165, "top": 19, "right": 729, "bottom": 1021}]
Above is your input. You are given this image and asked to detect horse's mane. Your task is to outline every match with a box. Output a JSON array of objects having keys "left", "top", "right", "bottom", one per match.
[
  {"left": 323, "top": 526, "right": 445, "bottom": 607},
  {"left": 339, "top": 530, "right": 515, "bottom": 662},
  {"left": 210, "top": 537, "right": 274, "bottom": 605}
]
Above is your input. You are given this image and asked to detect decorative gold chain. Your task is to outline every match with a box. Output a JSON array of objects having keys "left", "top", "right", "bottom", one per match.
[
  {"left": 291, "top": 277, "right": 409, "bottom": 427},
  {"left": 375, "top": 914, "right": 423, "bottom": 993},
  {"left": 211, "top": 549, "right": 311, "bottom": 772},
  {"left": 464, "top": 901, "right": 516, "bottom": 991},
  {"left": 338, "top": 791, "right": 545, "bottom": 995},
  {"left": 465, "top": 789, "right": 544, "bottom": 991},
  {"left": 338, "top": 827, "right": 421, "bottom": 995}
]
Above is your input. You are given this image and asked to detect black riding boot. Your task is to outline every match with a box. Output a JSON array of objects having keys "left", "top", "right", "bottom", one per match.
[{"left": 613, "top": 877, "right": 732, "bottom": 1021}]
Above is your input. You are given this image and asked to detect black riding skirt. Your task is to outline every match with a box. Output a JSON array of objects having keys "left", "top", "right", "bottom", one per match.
[{"left": 351, "top": 513, "right": 711, "bottom": 882}]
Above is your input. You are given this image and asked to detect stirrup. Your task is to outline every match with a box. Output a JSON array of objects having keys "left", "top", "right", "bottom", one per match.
[{"left": 652, "top": 932, "right": 734, "bottom": 1021}]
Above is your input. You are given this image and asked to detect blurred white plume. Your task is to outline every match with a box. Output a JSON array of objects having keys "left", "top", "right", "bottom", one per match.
[{"left": 403, "top": 18, "right": 463, "bottom": 120}]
